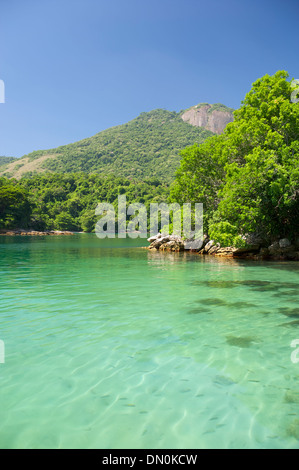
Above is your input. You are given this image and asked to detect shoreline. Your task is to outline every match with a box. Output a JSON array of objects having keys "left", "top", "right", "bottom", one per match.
[
  {"left": 0, "top": 229, "right": 75, "bottom": 236},
  {"left": 146, "top": 234, "right": 299, "bottom": 261}
]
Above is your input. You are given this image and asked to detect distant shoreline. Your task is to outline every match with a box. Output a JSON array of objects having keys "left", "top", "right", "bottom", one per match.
[{"left": 0, "top": 229, "right": 75, "bottom": 236}]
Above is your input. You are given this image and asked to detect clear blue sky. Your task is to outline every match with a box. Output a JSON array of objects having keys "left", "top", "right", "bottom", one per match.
[{"left": 0, "top": 0, "right": 298, "bottom": 158}]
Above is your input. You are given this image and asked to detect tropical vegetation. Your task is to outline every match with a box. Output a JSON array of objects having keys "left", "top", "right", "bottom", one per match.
[{"left": 171, "top": 71, "right": 299, "bottom": 245}]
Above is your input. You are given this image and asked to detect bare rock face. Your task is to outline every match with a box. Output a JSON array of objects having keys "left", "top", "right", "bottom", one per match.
[{"left": 181, "top": 104, "right": 234, "bottom": 134}]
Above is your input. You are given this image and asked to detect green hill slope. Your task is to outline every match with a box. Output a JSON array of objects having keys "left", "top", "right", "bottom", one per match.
[{"left": 1, "top": 106, "right": 233, "bottom": 181}]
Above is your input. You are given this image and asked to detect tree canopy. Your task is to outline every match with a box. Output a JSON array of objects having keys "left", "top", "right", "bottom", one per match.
[
  {"left": 171, "top": 71, "right": 299, "bottom": 245},
  {"left": 0, "top": 178, "right": 32, "bottom": 229},
  {"left": 0, "top": 173, "right": 169, "bottom": 232}
]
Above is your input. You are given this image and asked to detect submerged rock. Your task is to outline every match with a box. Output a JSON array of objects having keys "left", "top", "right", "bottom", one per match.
[{"left": 226, "top": 335, "right": 256, "bottom": 348}]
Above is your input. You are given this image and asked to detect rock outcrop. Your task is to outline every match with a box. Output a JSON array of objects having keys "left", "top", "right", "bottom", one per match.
[
  {"left": 147, "top": 233, "right": 299, "bottom": 261},
  {"left": 181, "top": 103, "right": 234, "bottom": 134},
  {"left": 147, "top": 233, "right": 185, "bottom": 252}
]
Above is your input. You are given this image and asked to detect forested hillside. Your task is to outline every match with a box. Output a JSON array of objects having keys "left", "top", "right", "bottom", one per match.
[{"left": 0, "top": 109, "right": 218, "bottom": 181}]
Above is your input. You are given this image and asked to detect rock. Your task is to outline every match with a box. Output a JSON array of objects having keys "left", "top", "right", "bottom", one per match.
[
  {"left": 159, "top": 235, "right": 171, "bottom": 244},
  {"left": 202, "top": 235, "right": 210, "bottom": 246},
  {"left": 160, "top": 240, "right": 185, "bottom": 252},
  {"left": 204, "top": 240, "right": 215, "bottom": 253},
  {"left": 268, "top": 241, "right": 280, "bottom": 255},
  {"left": 266, "top": 240, "right": 298, "bottom": 259},
  {"left": 208, "top": 243, "right": 220, "bottom": 254},
  {"left": 183, "top": 237, "right": 204, "bottom": 251},
  {"left": 214, "top": 247, "right": 235, "bottom": 257},
  {"left": 148, "top": 233, "right": 181, "bottom": 250},
  {"left": 216, "top": 247, "right": 235, "bottom": 254},
  {"left": 147, "top": 235, "right": 158, "bottom": 243},
  {"left": 279, "top": 238, "right": 291, "bottom": 248},
  {"left": 150, "top": 238, "right": 163, "bottom": 249},
  {"left": 181, "top": 104, "right": 234, "bottom": 134},
  {"left": 148, "top": 232, "right": 185, "bottom": 252},
  {"left": 147, "top": 230, "right": 299, "bottom": 261},
  {"left": 148, "top": 232, "right": 180, "bottom": 243},
  {"left": 147, "top": 233, "right": 162, "bottom": 243}
]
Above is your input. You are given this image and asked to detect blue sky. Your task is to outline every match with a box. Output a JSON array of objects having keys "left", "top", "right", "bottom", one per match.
[{"left": 0, "top": 0, "right": 298, "bottom": 157}]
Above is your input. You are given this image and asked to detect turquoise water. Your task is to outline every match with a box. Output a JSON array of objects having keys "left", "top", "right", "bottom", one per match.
[{"left": 0, "top": 234, "right": 299, "bottom": 449}]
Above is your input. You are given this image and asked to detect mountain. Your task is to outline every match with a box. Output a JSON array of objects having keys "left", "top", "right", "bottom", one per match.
[{"left": 0, "top": 104, "right": 234, "bottom": 181}]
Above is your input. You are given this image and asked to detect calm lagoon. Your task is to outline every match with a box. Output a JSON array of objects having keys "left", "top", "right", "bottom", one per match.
[{"left": 0, "top": 234, "right": 299, "bottom": 448}]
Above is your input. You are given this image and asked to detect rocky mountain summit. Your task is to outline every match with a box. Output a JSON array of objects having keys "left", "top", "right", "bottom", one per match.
[{"left": 181, "top": 103, "right": 234, "bottom": 134}]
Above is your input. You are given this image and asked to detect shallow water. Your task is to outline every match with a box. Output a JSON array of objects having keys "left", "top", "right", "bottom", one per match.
[{"left": 0, "top": 234, "right": 299, "bottom": 449}]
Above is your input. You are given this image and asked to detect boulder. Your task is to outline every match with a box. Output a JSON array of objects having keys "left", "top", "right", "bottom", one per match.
[
  {"left": 208, "top": 243, "right": 220, "bottom": 254},
  {"left": 160, "top": 240, "right": 185, "bottom": 252},
  {"left": 204, "top": 240, "right": 215, "bottom": 253},
  {"left": 159, "top": 235, "right": 171, "bottom": 244},
  {"left": 183, "top": 237, "right": 204, "bottom": 251},
  {"left": 150, "top": 238, "right": 163, "bottom": 249},
  {"left": 214, "top": 247, "right": 235, "bottom": 257},
  {"left": 147, "top": 233, "right": 162, "bottom": 243}
]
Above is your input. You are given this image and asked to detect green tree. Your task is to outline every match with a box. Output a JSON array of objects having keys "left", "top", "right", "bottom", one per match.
[
  {"left": 173, "top": 71, "right": 299, "bottom": 245},
  {"left": 54, "top": 212, "right": 79, "bottom": 231},
  {"left": 0, "top": 183, "right": 32, "bottom": 229},
  {"left": 169, "top": 137, "right": 226, "bottom": 233}
]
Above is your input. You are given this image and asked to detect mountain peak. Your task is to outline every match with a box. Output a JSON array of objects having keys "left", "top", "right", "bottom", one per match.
[{"left": 181, "top": 103, "right": 234, "bottom": 134}]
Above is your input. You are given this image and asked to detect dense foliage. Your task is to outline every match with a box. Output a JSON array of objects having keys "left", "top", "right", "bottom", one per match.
[
  {"left": 171, "top": 71, "right": 299, "bottom": 245},
  {"left": 0, "top": 173, "right": 169, "bottom": 231},
  {"left": 0, "top": 178, "right": 32, "bottom": 228}
]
